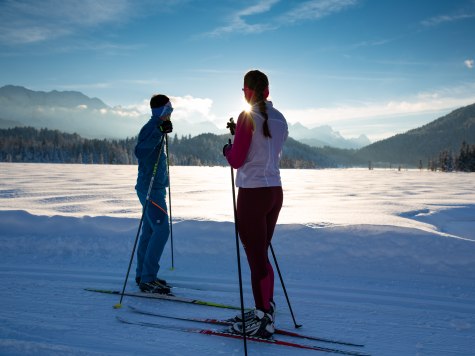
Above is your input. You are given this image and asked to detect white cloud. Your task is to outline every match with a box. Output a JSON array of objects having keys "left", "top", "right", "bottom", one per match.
[
  {"left": 465, "top": 59, "right": 474, "bottom": 69},
  {"left": 170, "top": 95, "right": 216, "bottom": 122},
  {"left": 239, "top": 0, "right": 280, "bottom": 17},
  {"left": 284, "top": 96, "right": 474, "bottom": 126},
  {"left": 125, "top": 99, "right": 151, "bottom": 115},
  {"left": 204, "top": 0, "right": 279, "bottom": 37},
  {"left": 108, "top": 107, "right": 143, "bottom": 118},
  {"left": 282, "top": 84, "right": 475, "bottom": 140},
  {"left": 1, "top": 26, "right": 69, "bottom": 44},
  {"left": 204, "top": 0, "right": 358, "bottom": 37},
  {"left": 0, "top": 0, "right": 131, "bottom": 44},
  {"left": 281, "top": 0, "right": 358, "bottom": 23},
  {"left": 421, "top": 13, "right": 475, "bottom": 27},
  {"left": 125, "top": 94, "right": 216, "bottom": 123}
]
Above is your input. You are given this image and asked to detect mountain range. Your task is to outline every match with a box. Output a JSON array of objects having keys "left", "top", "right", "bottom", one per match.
[
  {"left": 1, "top": 85, "right": 474, "bottom": 168},
  {"left": 0, "top": 85, "right": 370, "bottom": 149},
  {"left": 0, "top": 85, "right": 139, "bottom": 139},
  {"left": 355, "top": 102, "right": 475, "bottom": 166},
  {"left": 288, "top": 122, "right": 371, "bottom": 149}
]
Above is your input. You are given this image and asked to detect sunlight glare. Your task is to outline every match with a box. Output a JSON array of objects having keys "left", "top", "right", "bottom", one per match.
[{"left": 241, "top": 97, "right": 251, "bottom": 112}]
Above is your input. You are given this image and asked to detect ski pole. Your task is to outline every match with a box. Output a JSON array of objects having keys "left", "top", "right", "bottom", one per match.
[
  {"left": 229, "top": 138, "right": 248, "bottom": 356},
  {"left": 269, "top": 243, "right": 302, "bottom": 328},
  {"left": 165, "top": 133, "right": 175, "bottom": 270},
  {"left": 114, "top": 135, "right": 166, "bottom": 309}
]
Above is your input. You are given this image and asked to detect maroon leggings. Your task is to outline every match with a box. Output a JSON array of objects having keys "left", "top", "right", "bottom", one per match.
[{"left": 237, "top": 186, "right": 283, "bottom": 312}]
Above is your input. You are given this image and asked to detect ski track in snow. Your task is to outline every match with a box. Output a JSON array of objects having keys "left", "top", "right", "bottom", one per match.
[{"left": 0, "top": 163, "right": 475, "bottom": 355}]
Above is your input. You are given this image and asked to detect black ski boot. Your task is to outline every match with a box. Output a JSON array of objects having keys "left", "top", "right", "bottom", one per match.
[
  {"left": 230, "top": 309, "right": 275, "bottom": 339},
  {"left": 139, "top": 280, "right": 171, "bottom": 294},
  {"left": 136, "top": 277, "right": 168, "bottom": 287}
]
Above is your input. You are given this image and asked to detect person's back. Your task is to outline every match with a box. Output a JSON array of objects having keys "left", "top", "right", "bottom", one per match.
[
  {"left": 224, "top": 69, "right": 288, "bottom": 339},
  {"left": 236, "top": 102, "right": 288, "bottom": 188}
]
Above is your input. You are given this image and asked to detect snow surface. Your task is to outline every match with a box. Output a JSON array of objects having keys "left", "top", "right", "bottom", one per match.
[{"left": 1, "top": 163, "right": 474, "bottom": 356}]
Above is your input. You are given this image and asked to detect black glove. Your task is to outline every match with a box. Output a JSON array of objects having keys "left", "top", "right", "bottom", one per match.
[
  {"left": 226, "top": 118, "right": 236, "bottom": 135},
  {"left": 223, "top": 143, "right": 232, "bottom": 157},
  {"left": 159, "top": 120, "right": 173, "bottom": 134}
]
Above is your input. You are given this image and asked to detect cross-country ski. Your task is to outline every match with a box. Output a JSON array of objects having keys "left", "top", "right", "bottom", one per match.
[
  {"left": 85, "top": 288, "right": 244, "bottom": 310},
  {"left": 116, "top": 316, "right": 370, "bottom": 356},
  {"left": 128, "top": 305, "right": 364, "bottom": 348}
]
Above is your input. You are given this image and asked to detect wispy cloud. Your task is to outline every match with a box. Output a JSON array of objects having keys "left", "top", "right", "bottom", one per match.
[
  {"left": 282, "top": 83, "right": 475, "bottom": 139},
  {"left": 347, "top": 38, "right": 393, "bottom": 50},
  {"left": 0, "top": 0, "right": 131, "bottom": 44},
  {"left": 203, "top": 0, "right": 279, "bottom": 37},
  {"left": 204, "top": 0, "right": 358, "bottom": 37},
  {"left": 421, "top": 13, "right": 475, "bottom": 27},
  {"left": 465, "top": 59, "right": 474, "bottom": 69},
  {"left": 280, "top": 0, "right": 358, "bottom": 24}
]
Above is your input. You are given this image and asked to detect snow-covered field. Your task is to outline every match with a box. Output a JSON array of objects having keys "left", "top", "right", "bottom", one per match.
[{"left": 1, "top": 163, "right": 474, "bottom": 355}]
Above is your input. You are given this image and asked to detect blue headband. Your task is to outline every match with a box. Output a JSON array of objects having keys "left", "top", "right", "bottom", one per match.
[{"left": 151, "top": 101, "right": 173, "bottom": 118}]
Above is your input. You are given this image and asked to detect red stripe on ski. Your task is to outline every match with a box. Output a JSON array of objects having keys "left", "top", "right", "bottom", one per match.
[
  {"left": 128, "top": 305, "right": 364, "bottom": 347},
  {"left": 117, "top": 316, "right": 370, "bottom": 356},
  {"left": 198, "top": 329, "right": 332, "bottom": 351}
]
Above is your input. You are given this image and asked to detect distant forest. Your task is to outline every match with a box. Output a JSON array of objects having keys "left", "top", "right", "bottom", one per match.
[
  {"left": 432, "top": 141, "right": 475, "bottom": 172},
  {"left": 0, "top": 127, "right": 336, "bottom": 168},
  {"left": 0, "top": 127, "right": 137, "bottom": 165},
  {"left": 1, "top": 126, "right": 474, "bottom": 171}
]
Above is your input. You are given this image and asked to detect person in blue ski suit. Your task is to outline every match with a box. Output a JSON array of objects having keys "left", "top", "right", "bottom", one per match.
[{"left": 134, "top": 94, "right": 173, "bottom": 294}]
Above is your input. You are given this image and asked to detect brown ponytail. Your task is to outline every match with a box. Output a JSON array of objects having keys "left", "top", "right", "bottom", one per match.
[
  {"left": 244, "top": 70, "right": 271, "bottom": 138},
  {"left": 258, "top": 100, "right": 271, "bottom": 138}
]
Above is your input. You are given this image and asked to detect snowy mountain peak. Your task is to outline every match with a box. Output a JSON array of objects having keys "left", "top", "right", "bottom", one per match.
[{"left": 289, "top": 122, "right": 371, "bottom": 149}]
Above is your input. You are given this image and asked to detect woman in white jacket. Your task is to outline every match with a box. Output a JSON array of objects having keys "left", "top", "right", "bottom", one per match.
[{"left": 224, "top": 69, "right": 288, "bottom": 338}]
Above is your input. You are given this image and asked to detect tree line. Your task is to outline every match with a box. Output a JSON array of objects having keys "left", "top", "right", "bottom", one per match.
[
  {"left": 0, "top": 127, "right": 136, "bottom": 164},
  {"left": 0, "top": 127, "right": 330, "bottom": 168},
  {"left": 2, "top": 127, "right": 474, "bottom": 171},
  {"left": 430, "top": 141, "right": 475, "bottom": 172}
]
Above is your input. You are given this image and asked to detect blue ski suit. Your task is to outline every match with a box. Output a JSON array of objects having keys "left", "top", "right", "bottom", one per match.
[{"left": 134, "top": 113, "right": 170, "bottom": 284}]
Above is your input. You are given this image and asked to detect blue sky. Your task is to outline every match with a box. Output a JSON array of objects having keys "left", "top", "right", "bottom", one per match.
[{"left": 1, "top": 0, "right": 474, "bottom": 141}]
